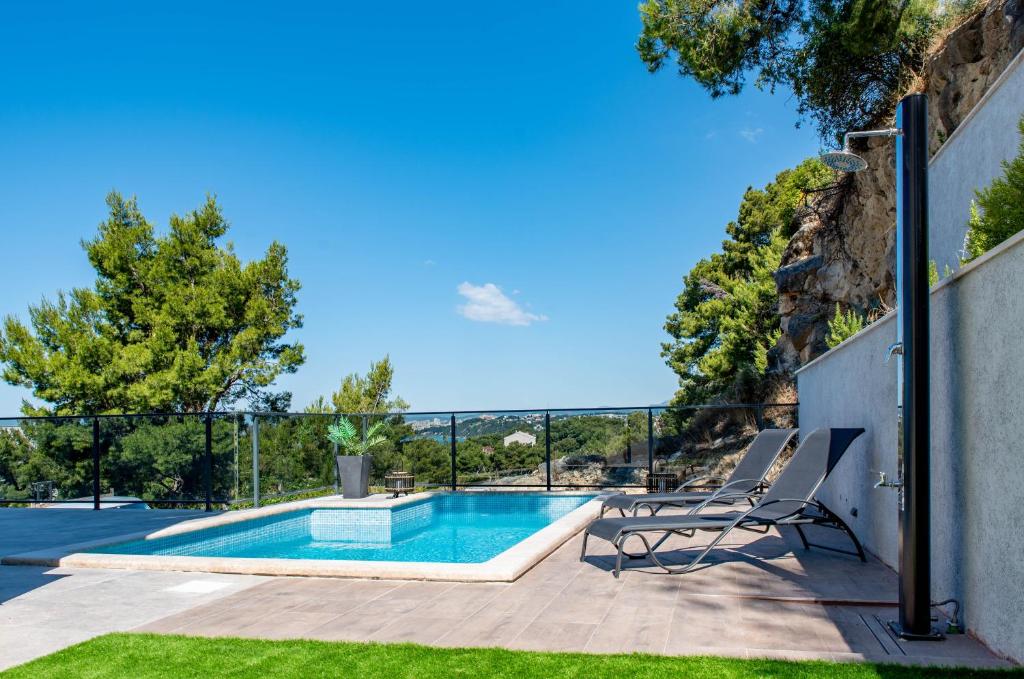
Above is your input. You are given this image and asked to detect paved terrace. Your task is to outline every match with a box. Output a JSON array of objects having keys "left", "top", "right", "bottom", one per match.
[{"left": 0, "top": 504, "right": 1013, "bottom": 670}]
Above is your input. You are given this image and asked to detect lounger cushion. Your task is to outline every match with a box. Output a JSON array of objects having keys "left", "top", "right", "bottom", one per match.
[{"left": 585, "top": 512, "right": 744, "bottom": 542}]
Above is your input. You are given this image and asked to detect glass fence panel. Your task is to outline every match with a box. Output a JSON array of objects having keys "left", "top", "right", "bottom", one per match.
[
  {"left": 256, "top": 414, "right": 336, "bottom": 502},
  {"left": 211, "top": 413, "right": 244, "bottom": 506},
  {"left": 455, "top": 411, "right": 547, "bottom": 488},
  {"left": 389, "top": 412, "right": 454, "bottom": 489},
  {"left": 650, "top": 405, "right": 799, "bottom": 490},
  {"left": 0, "top": 404, "right": 798, "bottom": 508},
  {"left": 0, "top": 417, "right": 93, "bottom": 505},
  {"left": 234, "top": 414, "right": 255, "bottom": 505},
  {"left": 550, "top": 409, "right": 647, "bottom": 488},
  {"left": 100, "top": 415, "right": 208, "bottom": 506}
]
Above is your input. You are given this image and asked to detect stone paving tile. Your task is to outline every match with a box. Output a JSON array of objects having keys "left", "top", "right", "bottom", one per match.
[
  {"left": 347, "top": 581, "right": 455, "bottom": 618},
  {"left": 535, "top": 591, "right": 616, "bottom": 625},
  {"left": 584, "top": 603, "right": 675, "bottom": 654},
  {"left": 232, "top": 610, "right": 347, "bottom": 640},
  {"left": 434, "top": 606, "right": 538, "bottom": 648},
  {"left": 405, "top": 582, "right": 507, "bottom": 620},
  {"left": 368, "top": 614, "right": 467, "bottom": 644},
  {"left": 0, "top": 623, "right": 100, "bottom": 670},
  {"left": 303, "top": 611, "right": 394, "bottom": 641},
  {"left": 507, "top": 620, "right": 599, "bottom": 652},
  {"left": 612, "top": 573, "right": 682, "bottom": 607},
  {"left": 664, "top": 595, "right": 746, "bottom": 652},
  {"left": 1, "top": 516, "right": 1013, "bottom": 671},
  {"left": 277, "top": 577, "right": 399, "bottom": 602},
  {"left": 0, "top": 565, "right": 266, "bottom": 670}
]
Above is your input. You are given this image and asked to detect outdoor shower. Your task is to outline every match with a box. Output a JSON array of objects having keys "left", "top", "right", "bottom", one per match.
[
  {"left": 819, "top": 127, "right": 900, "bottom": 172},
  {"left": 821, "top": 93, "right": 941, "bottom": 640}
]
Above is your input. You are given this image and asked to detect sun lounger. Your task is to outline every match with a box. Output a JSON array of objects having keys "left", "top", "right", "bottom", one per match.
[
  {"left": 581, "top": 427, "right": 865, "bottom": 577},
  {"left": 600, "top": 428, "right": 797, "bottom": 517}
]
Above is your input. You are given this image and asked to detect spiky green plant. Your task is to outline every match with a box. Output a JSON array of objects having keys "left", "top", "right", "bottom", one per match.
[
  {"left": 326, "top": 417, "right": 388, "bottom": 456},
  {"left": 826, "top": 303, "right": 866, "bottom": 349},
  {"left": 962, "top": 115, "right": 1024, "bottom": 263}
]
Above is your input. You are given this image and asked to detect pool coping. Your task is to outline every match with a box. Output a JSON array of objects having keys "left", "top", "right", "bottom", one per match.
[{"left": 1, "top": 491, "right": 609, "bottom": 582}]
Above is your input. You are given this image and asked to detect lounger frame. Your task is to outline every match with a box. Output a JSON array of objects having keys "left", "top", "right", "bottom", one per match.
[
  {"left": 581, "top": 427, "right": 866, "bottom": 577},
  {"left": 582, "top": 495, "right": 866, "bottom": 577},
  {"left": 600, "top": 428, "right": 797, "bottom": 518}
]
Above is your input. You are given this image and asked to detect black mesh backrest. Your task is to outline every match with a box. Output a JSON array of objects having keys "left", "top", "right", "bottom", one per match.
[
  {"left": 749, "top": 427, "right": 864, "bottom": 521},
  {"left": 726, "top": 428, "right": 798, "bottom": 493}
]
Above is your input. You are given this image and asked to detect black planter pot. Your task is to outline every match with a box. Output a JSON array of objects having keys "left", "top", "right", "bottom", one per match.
[{"left": 336, "top": 454, "right": 372, "bottom": 499}]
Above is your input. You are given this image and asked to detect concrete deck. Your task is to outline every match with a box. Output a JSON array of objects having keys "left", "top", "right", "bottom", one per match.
[
  {"left": 0, "top": 507, "right": 221, "bottom": 559},
  {"left": 0, "top": 505, "right": 1014, "bottom": 671}
]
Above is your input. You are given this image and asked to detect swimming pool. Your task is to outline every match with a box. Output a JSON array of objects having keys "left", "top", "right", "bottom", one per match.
[{"left": 88, "top": 492, "right": 597, "bottom": 564}]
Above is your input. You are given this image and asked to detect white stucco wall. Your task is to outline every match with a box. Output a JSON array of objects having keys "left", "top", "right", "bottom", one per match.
[
  {"left": 797, "top": 230, "right": 1024, "bottom": 661},
  {"left": 929, "top": 51, "right": 1024, "bottom": 273}
]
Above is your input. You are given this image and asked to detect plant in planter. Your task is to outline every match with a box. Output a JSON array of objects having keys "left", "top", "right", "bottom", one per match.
[{"left": 327, "top": 418, "right": 388, "bottom": 499}]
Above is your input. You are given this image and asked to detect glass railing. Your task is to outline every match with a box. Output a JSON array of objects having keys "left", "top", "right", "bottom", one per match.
[
  {"left": 0, "top": 403, "right": 797, "bottom": 509},
  {"left": 454, "top": 410, "right": 547, "bottom": 488}
]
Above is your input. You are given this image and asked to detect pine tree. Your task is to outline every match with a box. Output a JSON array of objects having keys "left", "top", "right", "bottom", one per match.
[
  {"left": 662, "top": 159, "right": 831, "bottom": 405},
  {"left": 0, "top": 192, "right": 305, "bottom": 415}
]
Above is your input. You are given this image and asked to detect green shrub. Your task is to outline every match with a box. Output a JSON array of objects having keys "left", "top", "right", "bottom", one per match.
[
  {"left": 963, "top": 115, "right": 1024, "bottom": 263},
  {"left": 928, "top": 260, "right": 955, "bottom": 286},
  {"left": 826, "top": 303, "right": 866, "bottom": 349}
]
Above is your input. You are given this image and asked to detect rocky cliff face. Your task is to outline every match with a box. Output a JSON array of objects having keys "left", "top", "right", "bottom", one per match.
[
  {"left": 927, "top": 0, "right": 1024, "bottom": 154},
  {"left": 770, "top": 0, "right": 1024, "bottom": 373}
]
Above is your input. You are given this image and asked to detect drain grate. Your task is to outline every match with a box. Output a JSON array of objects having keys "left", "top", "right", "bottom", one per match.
[{"left": 859, "top": 613, "right": 906, "bottom": 656}]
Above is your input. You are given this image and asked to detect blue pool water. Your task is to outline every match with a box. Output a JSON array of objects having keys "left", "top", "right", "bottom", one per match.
[{"left": 90, "top": 493, "right": 596, "bottom": 564}]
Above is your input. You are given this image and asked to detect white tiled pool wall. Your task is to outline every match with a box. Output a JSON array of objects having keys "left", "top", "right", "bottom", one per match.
[
  {"left": 390, "top": 499, "right": 435, "bottom": 539},
  {"left": 309, "top": 499, "right": 433, "bottom": 543}
]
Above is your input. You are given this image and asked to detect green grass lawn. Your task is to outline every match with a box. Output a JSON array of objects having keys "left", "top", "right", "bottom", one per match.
[{"left": 2, "top": 633, "right": 1020, "bottom": 679}]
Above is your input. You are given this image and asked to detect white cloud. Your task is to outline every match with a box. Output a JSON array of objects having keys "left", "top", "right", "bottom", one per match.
[
  {"left": 739, "top": 126, "right": 764, "bottom": 143},
  {"left": 456, "top": 282, "right": 547, "bottom": 326},
  {"left": 423, "top": 259, "right": 436, "bottom": 266}
]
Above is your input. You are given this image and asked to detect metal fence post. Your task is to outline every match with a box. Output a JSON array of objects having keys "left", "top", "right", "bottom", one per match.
[
  {"left": 204, "top": 414, "right": 213, "bottom": 512},
  {"left": 252, "top": 415, "right": 260, "bottom": 508},
  {"left": 92, "top": 417, "right": 100, "bottom": 511},
  {"left": 232, "top": 417, "right": 239, "bottom": 502},
  {"left": 624, "top": 413, "right": 631, "bottom": 464},
  {"left": 754, "top": 405, "right": 765, "bottom": 431},
  {"left": 545, "top": 412, "right": 552, "bottom": 492},
  {"left": 647, "top": 408, "right": 654, "bottom": 478},
  {"left": 450, "top": 413, "right": 457, "bottom": 491}
]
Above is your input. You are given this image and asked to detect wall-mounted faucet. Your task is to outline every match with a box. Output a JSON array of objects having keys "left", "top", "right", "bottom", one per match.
[
  {"left": 886, "top": 342, "right": 904, "bottom": 363},
  {"left": 875, "top": 471, "right": 903, "bottom": 489}
]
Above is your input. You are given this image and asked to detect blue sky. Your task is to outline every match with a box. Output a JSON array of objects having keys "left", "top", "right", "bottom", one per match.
[{"left": 0, "top": 2, "right": 820, "bottom": 415}]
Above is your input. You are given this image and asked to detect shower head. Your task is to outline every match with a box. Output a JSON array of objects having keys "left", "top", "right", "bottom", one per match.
[
  {"left": 821, "top": 148, "right": 869, "bottom": 173},
  {"left": 820, "top": 127, "right": 901, "bottom": 173}
]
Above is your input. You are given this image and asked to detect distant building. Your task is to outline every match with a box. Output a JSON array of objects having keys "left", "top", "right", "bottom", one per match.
[{"left": 503, "top": 431, "right": 537, "bottom": 447}]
